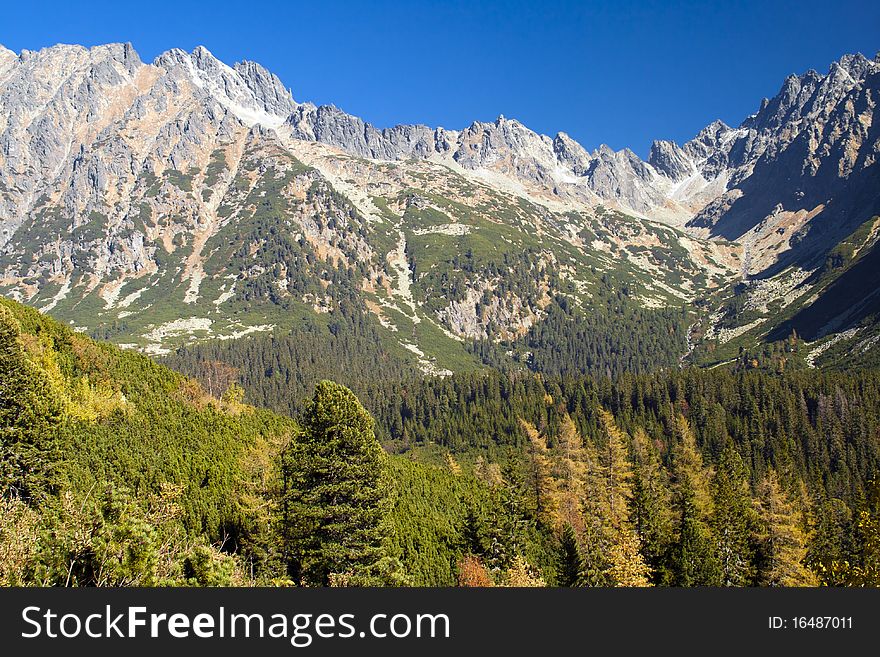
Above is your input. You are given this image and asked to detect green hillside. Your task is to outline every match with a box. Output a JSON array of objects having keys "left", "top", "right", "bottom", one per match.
[
  {"left": 4, "top": 296, "right": 880, "bottom": 587},
  {"left": 0, "top": 296, "right": 511, "bottom": 586}
]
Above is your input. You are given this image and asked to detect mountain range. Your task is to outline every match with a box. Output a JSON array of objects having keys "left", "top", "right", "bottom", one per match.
[{"left": 1, "top": 43, "right": 878, "bottom": 374}]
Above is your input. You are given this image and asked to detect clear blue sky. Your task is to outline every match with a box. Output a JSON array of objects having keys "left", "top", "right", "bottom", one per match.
[{"left": 2, "top": 0, "right": 878, "bottom": 156}]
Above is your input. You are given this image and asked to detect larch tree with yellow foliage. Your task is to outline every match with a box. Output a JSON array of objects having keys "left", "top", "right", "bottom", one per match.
[
  {"left": 521, "top": 419, "right": 558, "bottom": 530},
  {"left": 756, "top": 469, "right": 817, "bottom": 587},
  {"left": 597, "top": 409, "right": 651, "bottom": 586}
]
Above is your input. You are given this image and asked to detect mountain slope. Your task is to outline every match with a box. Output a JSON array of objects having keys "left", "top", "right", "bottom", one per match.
[
  {"left": 686, "top": 53, "right": 880, "bottom": 276},
  {"left": 0, "top": 43, "right": 740, "bottom": 374},
  {"left": 0, "top": 294, "right": 520, "bottom": 586},
  {"left": 0, "top": 43, "right": 878, "bottom": 373}
]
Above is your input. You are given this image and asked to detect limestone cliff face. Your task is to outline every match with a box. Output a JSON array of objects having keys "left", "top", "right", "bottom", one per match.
[
  {"left": 0, "top": 42, "right": 877, "bottom": 366},
  {"left": 3, "top": 43, "right": 877, "bottom": 255},
  {"left": 686, "top": 55, "right": 880, "bottom": 254}
]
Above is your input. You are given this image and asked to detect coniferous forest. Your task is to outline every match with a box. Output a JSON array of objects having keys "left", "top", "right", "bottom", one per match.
[
  {"left": 3, "top": 295, "right": 880, "bottom": 587},
  {"left": 2, "top": 13, "right": 880, "bottom": 602}
]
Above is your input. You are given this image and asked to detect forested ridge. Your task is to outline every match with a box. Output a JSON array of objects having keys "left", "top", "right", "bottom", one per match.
[{"left": 3, "top": 296, "right": 880, "bottom": 587}]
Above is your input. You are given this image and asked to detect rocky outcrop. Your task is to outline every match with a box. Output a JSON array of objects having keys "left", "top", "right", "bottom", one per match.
[
  {"left": 286, "top": 103, "right": 438, "bottom": 160},
  {"left": 648, "top": 140, "right": 693, "bottom": 181},
  {"left": 684, "top": 52, "right": 880, "bottom": 273},
  {"left": 0, "top": 41, "right": 877, "bottom": 361}
]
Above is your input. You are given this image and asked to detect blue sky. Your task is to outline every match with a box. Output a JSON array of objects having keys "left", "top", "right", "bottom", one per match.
[{"left": 2, "top": 0, "right": 878, "bottom": 156}]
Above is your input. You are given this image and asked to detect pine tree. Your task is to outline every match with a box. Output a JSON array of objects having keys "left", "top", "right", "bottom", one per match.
[
  {"left": 0, "top": 306, "right": 63, "bottom": 501},
  {"left": 280, "top": 381, "right": 395, "bottom": 586},
  {"left": 669, "top": 415, "right": 720, "bottom": 586},
  {"left": 481, "top": 489, "right": 516, "bottom": 575},
  {"left": 461, "top": 507, "right": 485, "bottom": 555},
  {"left": 631, "top": 428, "right": 673, "bottom": 582},
  {"left": 556, "top": 523, "right": 583, "bottom": 586},
  {"left": 755, "top": 470, "right": 817, "bottom": 587},
  {"left": 711, "top": 446, "right": 757, "bottom": 586}
]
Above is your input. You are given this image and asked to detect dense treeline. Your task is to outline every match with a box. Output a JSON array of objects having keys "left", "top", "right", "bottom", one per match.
[
  {"left": 164, "top": 318, "right": 880, "bottom": 585},
  {"left": 170, "top": 329, "right": 880, "bottom": 503},
  {"left": 367, "top": 368, "right": 880, "bottom": 499},
  {"left": 0, "top": 297, "right": 528, "bottom": 587},
  {"left": 165, "top": 315, "right": 414, "bottom": 421},
  {"left": 3, "top": 296, "right": 880, "bottom": 586},
  {"left": 471, "top": 291, "right": 691, "bottom": 379}
]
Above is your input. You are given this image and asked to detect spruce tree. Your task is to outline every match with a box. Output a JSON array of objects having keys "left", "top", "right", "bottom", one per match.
[
  {"left": 711, "top": 446, "right": 757, "bottom": 586},
  {"left": 669, "top": 416, "right": 721, "bottom": 586},
  {"left": 631, "top": 428, "right": 673, "bottom": 582},
  {"left": 556, "top": 523, "right": 583, "bottom": 586},
  {"left": 807, "top": 498, "right": 854, "bottom": 586},
  {"left": 280, "top": 381, "right": 396, "bottom": 586},
  {"left": 672, "top": 488, "right": 721, "bottom": 586}
]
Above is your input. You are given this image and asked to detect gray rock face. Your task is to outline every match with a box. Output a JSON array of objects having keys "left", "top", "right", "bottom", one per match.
[
  {"left": 685, "top": 52, "right": 880, "bottom": 269},
  {"left": 582, "top": 144, "right": 666, "bottom": 214},
  {"left": 154, "top": 46, "right": 294, "bottom": 122},
  {"left": 0, "top": 42, "right": 304, "bottom": 256},
  {"left": 0, "top": 41, "right": 877, "bottom": 288},
  {"left": 678, "top": 120, "right": 740, "bottom": 180},
  {"left": 2, "top": 40, "right": 878, "bottom": 364},
  {"left": 0, "top": 46, "right": 15, "bottom": 70},
  {"left": 286, "top": 103, "right": 437, "bottom": 160},
  {"left": 553, "top": 132, "right": 592, "bottom": 175},
  {"left": 284, "top": 105, "right": 690, "bottom": 215},
  {"left": 649, "top": 140, "right": 693, "bottom": 181}
]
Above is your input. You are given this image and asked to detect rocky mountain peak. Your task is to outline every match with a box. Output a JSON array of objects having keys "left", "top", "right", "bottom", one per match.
[
  {"left": 648, "top": 139, "right": 693, "bottom": 181},
  {"left": 93, "top": 42, "right": 141, "bottom": 70},
  {"left": 233, "top": 59, "right": 293, "bottom": 109},
  {"left": 1, "top": 42, "right": 876, "bottom": 287},
  {"left": 676, "top": 119, "right": 740, "bottom": 179},
  {"left": 0, "top": 45, "right": 16, "bottom": 76},
  {"left": 686, "top": 50, "right": 880, "bottom": 276},
  {"left": 151, "top": 47, "right": 190, "bottom": 68},
  {"left": 685, "top": 119, "right": 732, "bottom": 151},
  {"left": 743, "top": 54, "right": 877, "bottom": 135},
  {"left": 553, "top": 132, "right": 592, "bottom": 175},
  {"left": 152, "top": 45, "right": 295, "bottom": 128},
  {"left": 0, "top": 42, "right": 877, "bottom": 367},
  {"left": 834, "top": 51, "right": 874, "bottom": 80}
]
